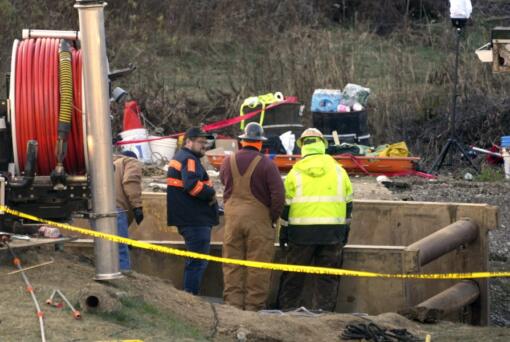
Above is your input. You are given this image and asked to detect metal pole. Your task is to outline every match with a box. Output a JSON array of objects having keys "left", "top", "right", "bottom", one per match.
[
  {"left": 451, "top": 27, "right": 462, "bottom": 139},
  {"left": 22, "top": 29, "right": 79, "bottom": 40},
  {"left": 75, "top": 0, "right": 121, "bottom": 280}
]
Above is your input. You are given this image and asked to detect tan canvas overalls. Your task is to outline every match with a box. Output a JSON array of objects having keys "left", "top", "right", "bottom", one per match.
[{"left": 222, "top": 154, "right": 275, "bottom": 311}]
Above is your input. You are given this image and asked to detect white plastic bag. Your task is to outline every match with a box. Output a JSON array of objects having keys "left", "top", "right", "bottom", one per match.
[
  {"left": 449, "top": 0, "right": 472, "bottom": 19},
  {"left": 342, "top": 83, "right": 371, "bottom": 107},
  {"left": 279, "top": 131, "right": 296, "bottom": 155}
]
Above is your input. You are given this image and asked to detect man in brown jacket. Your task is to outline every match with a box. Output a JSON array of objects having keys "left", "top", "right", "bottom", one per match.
[
  {"left": 114, "top": 150, "right": 144, "bottom": 272},
  {"left": 220, "top": 122, "right": 285, "bottom": 311}
]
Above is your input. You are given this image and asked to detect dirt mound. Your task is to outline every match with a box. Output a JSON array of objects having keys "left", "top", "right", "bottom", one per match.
[{"left": 1, "top": 245, "right": 510, "bottom": 341}]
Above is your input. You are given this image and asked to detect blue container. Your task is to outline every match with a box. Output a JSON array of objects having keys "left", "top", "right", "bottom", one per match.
[
  {"left": 311, "top": 89, "right": 342, "bottom": 113},
  {"left": 502, "top": 136, "right": 510, "bottom": 148}
]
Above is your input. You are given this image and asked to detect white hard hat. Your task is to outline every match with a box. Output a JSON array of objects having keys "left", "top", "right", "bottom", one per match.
[{"left": 296, "top": 128, "right": 327, "bottom": 148}]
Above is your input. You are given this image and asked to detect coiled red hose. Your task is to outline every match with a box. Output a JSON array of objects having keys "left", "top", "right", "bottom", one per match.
[{"left": 14, "top": 38, "right": 85, "bottom": 175}]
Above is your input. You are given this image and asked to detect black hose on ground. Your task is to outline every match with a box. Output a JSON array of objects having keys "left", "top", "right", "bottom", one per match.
[{"left": 341, "top": 322, "right": 423, "bottom": 342}]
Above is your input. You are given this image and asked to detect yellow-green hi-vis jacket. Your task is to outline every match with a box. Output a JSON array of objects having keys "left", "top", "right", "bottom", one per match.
[{"left": 284, "top": 142, "right": 353, "bottom": 227}]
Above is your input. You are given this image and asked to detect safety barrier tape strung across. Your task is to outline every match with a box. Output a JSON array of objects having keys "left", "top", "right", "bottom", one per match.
[{"left": 2, "top": 205, "right": 510, "bottom": 279}]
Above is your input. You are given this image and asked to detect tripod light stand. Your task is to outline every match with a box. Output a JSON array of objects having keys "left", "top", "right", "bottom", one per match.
[{"left": 429, "top": 17, "right": 478, "bottom": 173}]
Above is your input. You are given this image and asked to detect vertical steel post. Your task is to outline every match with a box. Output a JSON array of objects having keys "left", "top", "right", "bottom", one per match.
[
  {"left": 450, "top": 27, "right": 462, "bottom": 140},
  {"left": 75, "top": 0, "right": 121, "bottom": 280}
]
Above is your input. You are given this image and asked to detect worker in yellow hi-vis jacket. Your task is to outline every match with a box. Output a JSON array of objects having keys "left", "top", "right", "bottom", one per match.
[{"left": 277, "top": 128, "right": 353, "bottom": 312}]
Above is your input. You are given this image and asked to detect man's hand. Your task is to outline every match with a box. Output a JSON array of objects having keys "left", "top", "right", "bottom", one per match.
[
  {"left": 133, "top": 207, "right": 144, "bottom": 225},
  {"left": 271, "top": 219, "right": 281, "bottom": 230}
]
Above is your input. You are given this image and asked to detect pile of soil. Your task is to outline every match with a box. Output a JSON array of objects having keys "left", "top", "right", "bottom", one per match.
[{"left": 1, "top": 247, "right": 510, "bottom": 341}]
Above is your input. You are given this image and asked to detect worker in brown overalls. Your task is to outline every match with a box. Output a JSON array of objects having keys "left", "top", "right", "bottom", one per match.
[{"left": 220, "top": 122, "right": 285, "bottom": 311}]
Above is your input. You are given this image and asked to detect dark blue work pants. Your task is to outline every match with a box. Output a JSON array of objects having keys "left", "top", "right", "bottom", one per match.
[
  {"left": 177, "top": 225, "right": 212, "bottom": 295},
  {"left": 117, "top": 208, "right": 131, "bottom": 271}
]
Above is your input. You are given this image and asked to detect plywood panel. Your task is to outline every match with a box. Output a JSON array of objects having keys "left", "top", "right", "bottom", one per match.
[{"left": 336, "top": 246, "right": 410, "bottom": 314}]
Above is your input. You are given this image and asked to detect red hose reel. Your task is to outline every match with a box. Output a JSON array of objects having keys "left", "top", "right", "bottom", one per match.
[{"left": 12, "top": 38, "right": 86, "bottom": 176}]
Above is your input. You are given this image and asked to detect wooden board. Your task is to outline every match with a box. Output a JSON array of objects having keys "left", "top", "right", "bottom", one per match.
[{"left": 0, "top": 237, "right": 70, "bottom": 250}]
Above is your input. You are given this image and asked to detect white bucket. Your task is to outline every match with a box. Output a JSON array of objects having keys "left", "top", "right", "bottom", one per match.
[
  {"left": 149, "top": 136, "right": 178, "bottom": 164},
  {"left": 119, "top": 128, "right": 152, "bottom": 164}
]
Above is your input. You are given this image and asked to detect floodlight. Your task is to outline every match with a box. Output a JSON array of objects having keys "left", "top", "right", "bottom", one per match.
[{"left": 430, "top": 0, "right": 478, "bottom": 173}]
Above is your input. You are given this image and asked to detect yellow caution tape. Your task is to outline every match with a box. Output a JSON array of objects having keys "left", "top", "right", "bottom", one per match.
[{"left": 2, "top": 205, "right": 509, "bottom": 279}]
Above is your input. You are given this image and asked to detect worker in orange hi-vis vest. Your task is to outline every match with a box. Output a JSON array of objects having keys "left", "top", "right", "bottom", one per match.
[{"left": 167, "top": 127, "right": 219, "bottom": 295}]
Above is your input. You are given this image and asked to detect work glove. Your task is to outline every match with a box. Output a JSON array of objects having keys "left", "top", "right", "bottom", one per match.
[
  {"left": 133, "top": 207, "right": 144, "bottom": 225},
  {"left": 279, "top": 225, "right": 289, "bottom": 253}
]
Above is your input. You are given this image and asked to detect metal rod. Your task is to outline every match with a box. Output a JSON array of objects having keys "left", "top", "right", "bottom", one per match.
[
  {"left": 471, "top": 146, "right": 502, "bottom": 158},
  {"left": 405, "top": 219, "right": 478, "bottom": 267},
  {"left": 32, "top": 175, "right": 88, "bottom": 185},
  {"left": 451, "top": 27, "right": 462, "bottom": 139},
  {"left": 75, "top": 0, "right": 121, "bottom": 280},
  {"left": 56, "top": 289, "right": 82, "bottom": 319},
  {"left": 4, "top": 241, "right": 46, "bottom": 342},
  {"left": 22, "top": 29, "right": 79, "bottom": 40},
  {"left": 45, "top": 289, "right": 57, "bottom": 305}
]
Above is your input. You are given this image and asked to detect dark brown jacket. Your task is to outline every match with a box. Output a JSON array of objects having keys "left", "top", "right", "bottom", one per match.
[{"left": 220, "top": 147, "right": 285, "bottom": 222}]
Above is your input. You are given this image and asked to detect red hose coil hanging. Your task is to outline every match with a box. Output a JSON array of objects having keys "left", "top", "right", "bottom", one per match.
[{"left": 14, "top": 38, "right": 85, "bottom": 175}]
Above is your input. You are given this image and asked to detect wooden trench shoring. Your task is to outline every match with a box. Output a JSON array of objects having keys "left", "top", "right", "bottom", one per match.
[{"left": 70, "top": 195, "right": 499, "bottom": 326}]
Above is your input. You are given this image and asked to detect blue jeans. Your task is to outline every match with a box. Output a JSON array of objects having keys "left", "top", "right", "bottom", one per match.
[
  {"left": 117, "top": 209, "right": 131, "bottom": 271},
  {"left": 177, "top": 225, "right": 212, "bottom": 295}
]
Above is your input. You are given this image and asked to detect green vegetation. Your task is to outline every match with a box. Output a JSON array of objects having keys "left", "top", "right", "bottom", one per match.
[
  {"left": 475, "top": 165, "right": 506, "bottom": 182},
  {"left": 95, "top": 297, "right": 208, "bottom": 341},
  {"left": 1, "top": 0, "right": 509, "bottom": 163}
]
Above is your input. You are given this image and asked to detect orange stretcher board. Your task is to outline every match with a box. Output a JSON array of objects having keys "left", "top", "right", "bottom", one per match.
[{"left": 206, "top": 153, "right": 420, "bottom": 174}]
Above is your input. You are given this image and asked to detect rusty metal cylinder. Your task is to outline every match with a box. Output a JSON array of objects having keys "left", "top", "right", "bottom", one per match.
[
  {"left": 410, "top": 280, "right": 480, "bottom": 323},
  {"left": 406, "top": 219, "right": 478, "bottom": 266}
]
